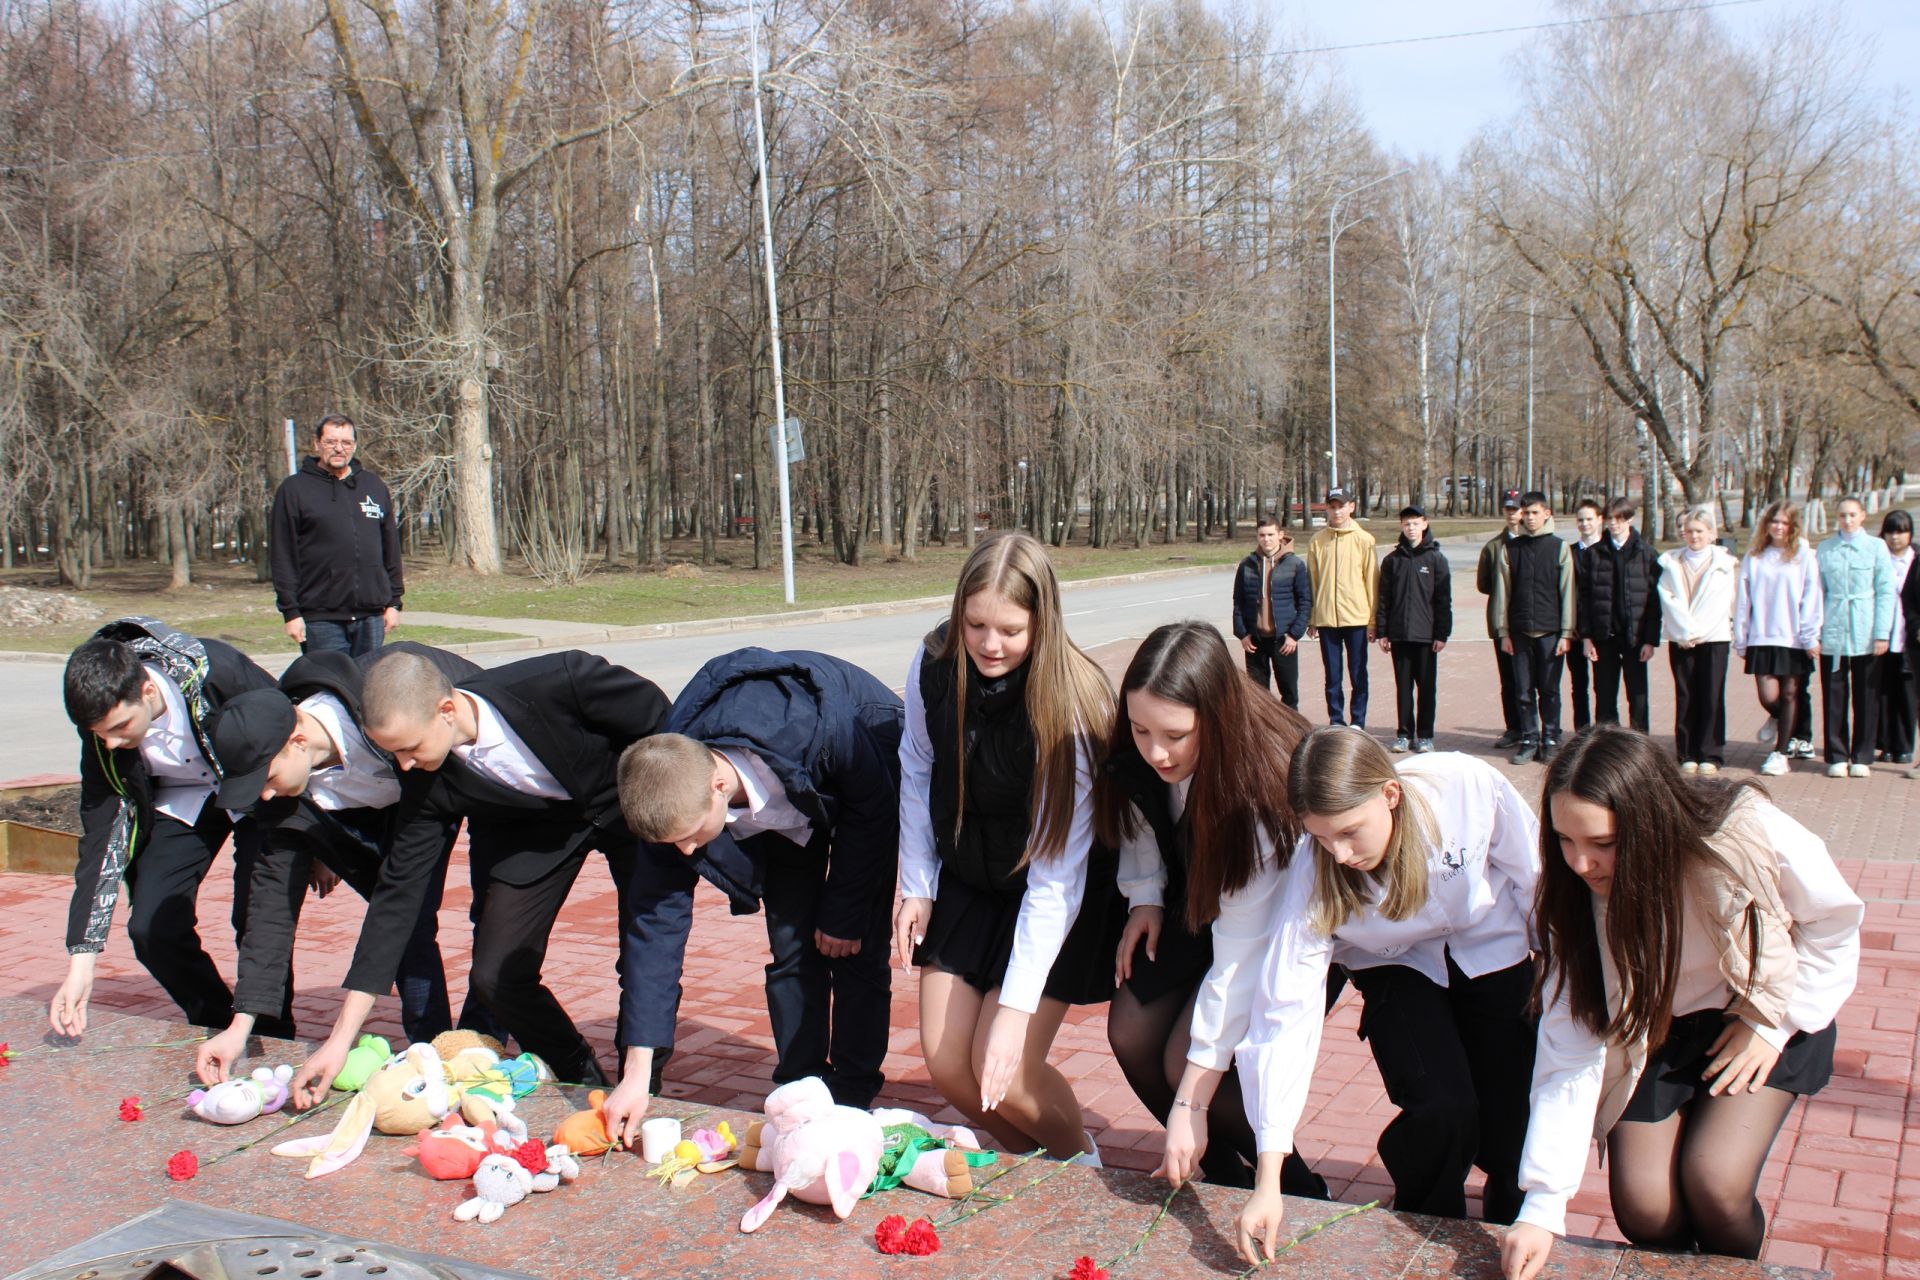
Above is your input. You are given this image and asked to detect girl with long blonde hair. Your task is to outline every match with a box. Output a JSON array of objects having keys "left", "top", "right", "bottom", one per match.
[
  {"left": 893, "top": 533, "right": 1117, "bottom": 1161},
  {"left": 1174, "top": 726, "right": 1540, "bottom": 1266},
  {"left": 1734, "top": 500, "right": 1823, "bottom": 774}
]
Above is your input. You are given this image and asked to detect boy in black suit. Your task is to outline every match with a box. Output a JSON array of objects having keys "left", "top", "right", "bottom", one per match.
[{"left": 285, "top": 648, "right": 668, "bottom": 1102}]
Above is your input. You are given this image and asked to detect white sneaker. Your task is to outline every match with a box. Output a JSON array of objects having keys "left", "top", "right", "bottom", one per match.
[
  {"left": 1850, "top": 763, "right": 1871, "bottom": 778},
  {"left": 1698, "top": 762, "right": 1719, "bottom": 776},
  {"left": 1827, "top": 762, "right": 1849, "bottom": 778},
  {"left": 1068, "top": 1131, "right": 1102, "bottom": 1168},
  {"left": 1680, "top": 761, "right": 1699, "bottom": 775},
  {"left": 1758, "top": 720, "right": 1776, "bottom": 745},
  {"left": 1790, "top": 738, "right": 1816, "bottom": 759},
  {"left": 1760, "top": 752, "right": 1789, "bottom": 776}
]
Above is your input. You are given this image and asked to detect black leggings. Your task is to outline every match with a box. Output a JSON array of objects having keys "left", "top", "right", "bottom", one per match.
[{"left": 1608, "top": 1086, "right": 1797, "bottom": 1257}]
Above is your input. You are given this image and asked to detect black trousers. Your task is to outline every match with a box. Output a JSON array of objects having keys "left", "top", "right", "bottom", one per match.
[
  {"left": 1567, "top": 643, "right": 1592, "bottom": 731},
  {"left": 1244, "top": 634, "right": 1301, "bottom": 709},
  {"left": 1874, "top": 649, "right": 1917, "bottom": 758},
  {"left": 1493, "top": 643, "right": 1519, "bottom": 735},
  {"left": 1509, "top": 634, "right": 1564, "bottom": 743},
  {"left": 1390, "top": 643, "right": 1438, "bottom": 739},
  {"left": 1348, "top": 955, "right": 1537, "bottom": 1223},
  {"left": 1593, "top": 640, "right": 1652, "bottom": 733},
  {"left": 1822, "top": 654, "right": 1880, "bottom": 766},
  {"left": 761, "top": 848, "right": 894, "bottom": 1109},
  {"left": 1670, "top": 642, "right": 1731, "bottom": 766},
  {"left": 468, "top": 829, "right": 636, "bottom": 1084},
  {"left": 123, "top": 804, "right": 289, "bottom": 1035}
]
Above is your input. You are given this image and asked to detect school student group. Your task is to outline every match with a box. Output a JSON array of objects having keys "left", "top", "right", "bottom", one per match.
[
  {"left": 1238, "top": 486, "right": 1917, "bottom": 779},
  {"left": 50, "top": 526, "right": 1864, "bottom": 1279}
]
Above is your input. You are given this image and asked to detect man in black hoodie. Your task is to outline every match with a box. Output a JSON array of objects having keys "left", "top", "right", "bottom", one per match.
[
  {"left": 1577, "top": 498, "right": 1662, "bottom": 734},
  {"left": 270, "top": 414, "right": 403, "bottom": 657},
  {"left": 51, "top": 618, "right": 283, "bottom": 1039},
  {"left": 1376, "top": 506, "right": 1452, "bottom": 753}
]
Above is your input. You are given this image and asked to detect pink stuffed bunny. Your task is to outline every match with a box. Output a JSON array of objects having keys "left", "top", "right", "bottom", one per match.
[{"left": 738, "top": 1077, "right": 882, "bottom": 1232}]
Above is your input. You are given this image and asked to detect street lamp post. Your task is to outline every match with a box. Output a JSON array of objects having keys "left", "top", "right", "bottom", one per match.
[{"left": 1327, "top": 168, "right": 1410, "bottom": 491}]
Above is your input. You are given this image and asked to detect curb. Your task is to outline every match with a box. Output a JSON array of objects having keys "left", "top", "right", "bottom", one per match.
[{"left": 0, "top": 562, "right": 1237, "bottom": 664}]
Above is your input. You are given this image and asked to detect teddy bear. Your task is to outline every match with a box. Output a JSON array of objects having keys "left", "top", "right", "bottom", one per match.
[
  {"left": 187, "top": 1065, "right": 294, "bottom": 1125},
  {"left": 452, "top": 1143, "right": 581, "bottom": 1224}
]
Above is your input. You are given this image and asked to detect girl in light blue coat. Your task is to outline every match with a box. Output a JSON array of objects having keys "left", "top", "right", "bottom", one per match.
[{"left": 1814, "top": 496, "right": 1896, "bottom": 776}]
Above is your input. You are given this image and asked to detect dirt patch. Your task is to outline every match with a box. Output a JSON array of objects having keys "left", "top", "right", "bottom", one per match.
[{"left": 0, "top": 787, "right": 81, "bottom": 834}]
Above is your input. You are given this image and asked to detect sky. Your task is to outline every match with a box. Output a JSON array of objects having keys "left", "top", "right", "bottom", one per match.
[{"left": 1292, "top": 0, "right": 1919, "bottom": 162}]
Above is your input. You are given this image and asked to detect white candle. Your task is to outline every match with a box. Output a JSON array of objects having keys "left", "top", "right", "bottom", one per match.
[{"left": 640, "top": 1117, "right": 682, "bottom": 1163}]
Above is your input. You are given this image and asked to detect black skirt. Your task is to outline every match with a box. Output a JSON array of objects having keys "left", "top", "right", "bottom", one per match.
[
  {"left": 1744, "top": 644, "right": 1814, "bottom": 678},
  {"left": 1118, "top": 907, "right": 1214, "bottom": 1008},
  {"left": 1617, "top": 1008, "right": 1837, "bottom": 1125},
  {"left": 915, "top": 843, "right": 1125, "bottom": 1006}
]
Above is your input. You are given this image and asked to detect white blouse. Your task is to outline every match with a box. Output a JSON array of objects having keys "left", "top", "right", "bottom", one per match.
[
  {"left": 896, "top": 645, "right": 1095, "bottom": 1014},
  {"left": 1184, "top": 752, "right": 1540, "bottom": 1155}
]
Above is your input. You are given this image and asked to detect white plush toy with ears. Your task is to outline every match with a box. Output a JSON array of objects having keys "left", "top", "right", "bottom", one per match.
[
  {"left": 453, "top": 1143, "right": 581, "bottom": 1223},
  {"left": 188, "top": 1065, "right": 294, "bottom": 1124}
]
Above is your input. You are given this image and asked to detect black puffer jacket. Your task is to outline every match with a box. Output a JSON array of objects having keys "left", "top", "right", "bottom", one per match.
[
  {"left": 1377, "top": 532, "right": 1453, "bottom": 644},
  {"left": 1578, "top": 530, "right": 1662, "bottom": 649}
]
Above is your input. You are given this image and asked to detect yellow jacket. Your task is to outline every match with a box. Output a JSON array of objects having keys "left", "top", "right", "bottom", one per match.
[{"left": 1306, "top": 523, "right": 1378, "bottom": 629}]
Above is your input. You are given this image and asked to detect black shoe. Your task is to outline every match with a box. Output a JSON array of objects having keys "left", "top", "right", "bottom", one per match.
[
  {"left": 1508, "top": 739, "right": 1538, "bottom": 765},
  {"left": 553, "top": 1051, "right": 611, "bottom": 1087},
  {"left": 1537, "top": 738, "right": 1561, "bottom": 764},
  {"left": 1493, "top": 731, "right": 1522, "bottom": 749},
  {"left": 1897, "top": 753, "right": 1914, "bottom": 766}
]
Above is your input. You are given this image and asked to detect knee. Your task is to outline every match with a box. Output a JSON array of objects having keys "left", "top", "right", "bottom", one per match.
[
  {"left": 1403, "top": 1096, "right": 1479, "bottom": 1151},
  {"left": 126, "top": 894, "right": 194, "bottom": 956},
  {"left": 923, "top": 1044, "right": 978, "bottom": 1105},
  {"left": 1679, "top": 1165, "right": 1759, "bottom": 1234}
]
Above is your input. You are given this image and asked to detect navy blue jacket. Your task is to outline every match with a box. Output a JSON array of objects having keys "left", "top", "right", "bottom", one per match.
[
  {"left": 1231, "top": 550, "right": 1312, "bottom": 640},
  {"left": 621, "top": 648, "right": 903, "bottom": 1051}
]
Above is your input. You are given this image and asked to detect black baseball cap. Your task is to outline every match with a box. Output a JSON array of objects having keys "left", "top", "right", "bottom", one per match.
[
  {"left": 1501, "top": 489, "right": 1523, "bottom": 510},
  {"left": 1399, "top": 505, "right": 1426, "bottom": 519},
  {"left": 1325, "top": 486, "right": 1354, "bottom": 505},
  {"left": 210, "top": 689, "right": 298, "bottom": 809}
]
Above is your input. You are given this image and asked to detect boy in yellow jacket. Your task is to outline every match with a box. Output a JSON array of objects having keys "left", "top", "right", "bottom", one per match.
[{"left": 1306, "top": 486, "right": 1380, "bottom": 728}]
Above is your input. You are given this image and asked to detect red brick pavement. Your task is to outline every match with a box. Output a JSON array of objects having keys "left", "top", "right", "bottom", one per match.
[{"left": 3, "top": 624, "right": 1918, "bottom": 1275}]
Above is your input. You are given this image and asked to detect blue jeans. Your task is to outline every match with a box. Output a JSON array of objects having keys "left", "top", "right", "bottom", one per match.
[
  {"left": 1319, "top": 626, "right": 1371, "bottom": 727},
  {"left": 303, "top": 614, "right": 386, "bottom": 658}
]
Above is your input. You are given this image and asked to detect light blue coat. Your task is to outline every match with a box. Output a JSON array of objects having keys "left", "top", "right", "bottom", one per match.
[{"left": 1815, "top": 531, "right": 1896, "bottom": 657}]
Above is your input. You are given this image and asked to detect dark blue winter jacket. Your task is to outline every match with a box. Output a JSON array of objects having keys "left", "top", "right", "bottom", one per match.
[
  {"left": 1231, "top": 550, "right": 1312, "bottom": 640},
  {"left": 620, "top": 648, "right": 904, "bottom": 1052}
]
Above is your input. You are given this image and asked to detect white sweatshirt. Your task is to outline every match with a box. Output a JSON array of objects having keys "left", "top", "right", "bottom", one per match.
[
  {"left": 1184, "top": 753, "right": 1540, "bottom": 1155},
  {"left": 1514, "top": 798, "right": 1863, "bottom": 1236},
  {"left": 1734, "top": 542, "right": 1824, "bottom": 652},
  {"left": 896, "top": 645, "right": 1094, "bottom": 1014},
  {"left": 1656, "top": 545, "right": 1738, "bottom": 645}
]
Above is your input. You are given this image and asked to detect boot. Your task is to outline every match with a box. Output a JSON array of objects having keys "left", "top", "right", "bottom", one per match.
[{"left": 1508, "top": 737, "right": 1538, "bottom": 765}]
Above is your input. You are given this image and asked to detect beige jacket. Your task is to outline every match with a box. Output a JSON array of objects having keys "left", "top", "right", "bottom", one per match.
[{"left": 1306, "top": 523, "right": 1378, "bottom": 629}]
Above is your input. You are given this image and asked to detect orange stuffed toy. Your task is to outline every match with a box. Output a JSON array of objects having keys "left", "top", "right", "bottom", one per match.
[{"left": 552, "top": 1089, "right": 615, "bottom": 1157}]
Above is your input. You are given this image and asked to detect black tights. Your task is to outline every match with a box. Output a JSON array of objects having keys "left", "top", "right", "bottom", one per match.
[
  {"left": 1756, "top": 675, "right": 1803, "bottom": 746},
  {"left": 1107, "top": 984, "right": 1326, "bottom": 1196},
  {"left": 1607, "top": 1085, "right": 1797, "bottom": 1258}
]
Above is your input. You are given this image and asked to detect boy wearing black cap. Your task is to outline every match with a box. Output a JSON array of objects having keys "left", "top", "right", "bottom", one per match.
[
  {"left": 50, "top": 618, "right": 280, "bottom": 1040},
  {"left": 1476, "top": 491, "right": 1526, "bottom": 747},
  {"left": 1305, "top": 486, "right": 1379, "bottom": 728},
  {"left": 194, "top": 643, "right": 489, "bottom": 1084},
  {"left": 1377, "top": 507, "right": 1451, "bottom": 752}
]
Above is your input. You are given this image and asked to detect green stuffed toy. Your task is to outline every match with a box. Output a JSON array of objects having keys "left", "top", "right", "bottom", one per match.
[{"left": 330, "top": 1034, "right": 392, "bottom": 1093}]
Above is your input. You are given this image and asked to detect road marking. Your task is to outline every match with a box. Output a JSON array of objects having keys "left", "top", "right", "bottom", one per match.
[{"left": 1067, "top": 591, "right": 1212, "bottom": 617}]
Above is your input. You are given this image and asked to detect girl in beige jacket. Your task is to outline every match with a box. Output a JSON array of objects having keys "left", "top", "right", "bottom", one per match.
[{"left": 1502, "top": 725, "right": 1862, "bottom": 1280}]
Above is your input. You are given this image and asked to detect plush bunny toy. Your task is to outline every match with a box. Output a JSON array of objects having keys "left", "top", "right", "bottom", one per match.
[
  {"left": 453, "top": 1143, "right": 581, "bottom": 1224},
  {"left": 187, "top": 1065, "right": 294, "bottom": 1125},
  {"left": 737, "top": 1077, "right": 884, "bottom": 1233}
]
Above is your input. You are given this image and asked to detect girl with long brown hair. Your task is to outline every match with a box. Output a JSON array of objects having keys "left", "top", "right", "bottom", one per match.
[
  {"left": 893, "top": 533, "right": 1117, "bottom": 1162},
  {"left": 1183, "top": 726, "right": 1541, "bottom": 1267},
  {"left": 1093, "top": 621, "right": 1327, "bottom": 1195},
  {"left": 1502, "top": 725, "right": 1862, "bottom": 1280},
  {"left": 1734, "top": 500, "right": 1823, "bottom": 774}
]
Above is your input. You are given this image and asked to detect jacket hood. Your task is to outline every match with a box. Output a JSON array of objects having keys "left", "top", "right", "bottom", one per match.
[
  {"left": 1396, "top": 530, "right": 1439, "bottom": 554},
  {"left": 667, "top": 649, "right": 830, "bottom": 780},
  {"left": 299, "top": 456, "right": 361, "bottom": 489}
]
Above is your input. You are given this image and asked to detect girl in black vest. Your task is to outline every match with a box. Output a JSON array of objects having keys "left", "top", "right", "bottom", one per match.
[
  {"left": 895, "top": 533, "right": 1117, "bottom": 1161},
  {"left": 1095, "top": 621, "right": 1330, "bottom": 1194}
]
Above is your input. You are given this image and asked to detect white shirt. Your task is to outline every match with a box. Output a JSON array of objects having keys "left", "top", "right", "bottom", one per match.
[
  {"left": 1195, "top": 753, "right": 1539, "bottom": 1156},
  {"left": 718, "top": 747, "right": 813, "bottom": 846},
  {"left": 1734, "top": 542, "right": 1824, "bottom": 652},
  {"left": 300, "top": 692, "right": 402, "bottom": 812},
  {"left": 141, "top": 664, "right": 217, "bottom": 826},
  {"left": 451, "top": 691, "right": 570, "bottom": 800},
  {"left": 897, "top": 645, "right": 1095, "bottom": 1014},
  {"left": 1890, "top": 546, "right": 1914, "bottom": 655},
  {"left": 1115, "top": 776, "right": 1189, "bottom": 909},
  {"left": 1515, "top": 798, "right": 1863, "bottom": 1237}
]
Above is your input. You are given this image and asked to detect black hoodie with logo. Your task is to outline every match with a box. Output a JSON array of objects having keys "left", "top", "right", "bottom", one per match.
[{"left": 268, "top": 457, "right": 404, "bottom": 621}]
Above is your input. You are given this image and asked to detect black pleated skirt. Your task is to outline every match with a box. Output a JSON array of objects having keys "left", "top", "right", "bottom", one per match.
[{"left": 1618, "top": 1008, "right": 1837, "bottom": 1125}]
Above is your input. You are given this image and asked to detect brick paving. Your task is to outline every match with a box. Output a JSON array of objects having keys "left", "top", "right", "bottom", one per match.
[{"left": 3, "top": 581, "right": 1917, "bottom": 1275}]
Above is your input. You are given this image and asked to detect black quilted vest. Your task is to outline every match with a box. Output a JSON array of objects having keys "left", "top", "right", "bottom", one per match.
[{"left": 919, "top": 637, "right": 1037, "bottom": 896}]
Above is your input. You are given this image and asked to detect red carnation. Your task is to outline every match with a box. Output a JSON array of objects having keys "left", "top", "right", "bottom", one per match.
[
  {"left": 874, "top": 1214, "right": 909, "bottom": 1255},
  {"left": 166, "top": 1150, "right": 198, "bottom": 1181},
  {"left": 902, "top": 1219, "right": 940, "bottom": 1257},
  {"left": 512, "top": 1140, "right": 549, "bottom": 1174},
  {"left": 0, "top": 1042, "right": 12, "bottom": 1065},
  {"left": 118, "top": 1097, "right": 143, "bottom": 1122},
  {"left": 1068, "top": 1258, "right": 1110, "bottom": 1280}
]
